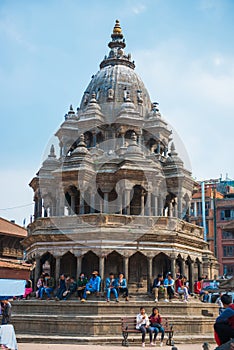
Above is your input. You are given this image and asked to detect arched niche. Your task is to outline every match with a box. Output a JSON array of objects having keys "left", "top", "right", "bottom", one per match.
[
  {"left": 104, "top": 251, "right": 123, "bottom": 278},
  {"left": 81, "top": 251, "right": 99, "bottom": 279},
  {"left": 129, "top": 251, "right": 147, "bottom": 285},
  {"left": 60, "top": 251, "right": 77, "bottom": 278},
  {"left": 152, "top": 253, "right": 171, "bottom": 278}
]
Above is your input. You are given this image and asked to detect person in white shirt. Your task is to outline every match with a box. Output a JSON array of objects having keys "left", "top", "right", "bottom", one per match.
[{"left": 136, "top": 306, "right": 153, "bottom": 347}]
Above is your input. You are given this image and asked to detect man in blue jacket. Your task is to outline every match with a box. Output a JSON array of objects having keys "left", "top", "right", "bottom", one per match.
[
  {"left": 105, "top": 272, "right": 119, "bottom": 302},
  {"left": 81, "top": 271, "right": 101, "bottom": 302}
]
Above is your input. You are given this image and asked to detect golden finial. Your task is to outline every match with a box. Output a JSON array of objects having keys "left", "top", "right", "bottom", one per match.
[{"left": 113, "top": 19, "right": 122, "bottom": 34}]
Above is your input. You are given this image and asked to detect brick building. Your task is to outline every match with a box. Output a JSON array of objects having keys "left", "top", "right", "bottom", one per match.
[{"left": 190, "top": 178, "right": 234, "bottom": 276}]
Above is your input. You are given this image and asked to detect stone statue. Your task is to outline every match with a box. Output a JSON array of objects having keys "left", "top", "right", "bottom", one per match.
[{"left": 107, "top": 88, "right": 114, "bottom": 100}]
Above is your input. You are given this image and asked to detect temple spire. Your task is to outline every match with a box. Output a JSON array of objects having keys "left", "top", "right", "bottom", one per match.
[{"left": 100, "top": 20, "right": 135, "bottom": 70}]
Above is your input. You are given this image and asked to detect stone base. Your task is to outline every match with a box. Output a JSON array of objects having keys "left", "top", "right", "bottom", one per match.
[{"left": 12, "top": 299, "right": 218, "bottom": 344}]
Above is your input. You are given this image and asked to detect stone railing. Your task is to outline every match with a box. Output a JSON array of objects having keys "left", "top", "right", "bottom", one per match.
[{"left": 27, "top": 214, "right": 203, "bottom": 239}]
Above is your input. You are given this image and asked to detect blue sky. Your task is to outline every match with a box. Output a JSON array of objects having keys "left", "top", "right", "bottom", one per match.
[{"left": 0, "top": 0, "right": 234, "bottom": 225}]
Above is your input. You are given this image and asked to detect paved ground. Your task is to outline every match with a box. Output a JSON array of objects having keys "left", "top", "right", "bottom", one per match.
[{"left": 18, "top": 343, "right": 217, "bottom": 350}]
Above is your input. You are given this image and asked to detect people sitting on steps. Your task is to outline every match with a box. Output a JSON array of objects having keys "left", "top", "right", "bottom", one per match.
[
  {"left": 54, "top": 274, "right": 66, "bottom": 300},
  {"left": 117, "top": 272, "right": 129, "bottom": 301},
  {"left": 62, "top": 276, "right": 77, "bottom": 300},
  {"left": 164, "top": 273, "right": 174, "bottom": 301},
  {"left": 175, "top": 275, "right": 189, "bottom": 302},
  {"left": 38, "top": 273, "right": 55, "bottom": 300},
  {"left": 77, "top": 272, "right": 88, "bottom": 300},
  {"left": 105, "top": 272, "right": 119, "bottom": 302},
  {"left": 152, "top": 273, "right": 168, "bottom": 303},
  {"left": 81, "top": 270, "right": 101, "bottom": 302}
]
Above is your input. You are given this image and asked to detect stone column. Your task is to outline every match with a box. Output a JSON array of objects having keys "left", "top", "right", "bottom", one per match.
[
  {"left": 90, "top": 193, "right": 95, "bottom": 214},
  {"left": 76, "top": 255, "right": 82, "bottom": 281},
  {"left": 93, "top": 131, "right": 96, "bottom": 147},
  {"left": 71, "top": 194, "right": 75, "bottom": 214},
  {"left": 99, "top": 256, "right": 105, "bottom": 281},
  {"left": 177, "top": 193, "right": 183, "bottom": 219},
  {"left": 147, "top": 256, "right": 153, "bottom": 293},
  {"left": 168, "top": 201, "right": 173, "bottom": 217},
  {"left": 103, "top": 192, "right": 109, "bottom": 213},
  {"left": 79, "top": 191, "right": 85, "bottom": 214},
  {"left": 181, "top": 259, "right": 186, "bottom": 276},
  {"left": 173, "top": 200, "right": 178, "bottom": 218},
  {"left": 158, "top": 195, "right": 163, "bottom": 216},
  {"left": 125, "top": 189, "right": 131, "bottom": 215},
  {"left": 34, "top": 255, "right": 41, "bottom": 290},
  {"left": 38, "top": 197, "right": 42, "bottom": 217},
  {"left": 154, "top": 195, "right": 158, "bottom": 216},
  {"left": 59, "top": 189, "right": 65, "bottom": 216},
  {"left": 189, "top": 261, "right": 195, "bottom": 293},
  {"left": 118, "top": 191, "right": 123, "bottom": 214},
  {"left": 197, "top": 261, "right": 203, "bottom": 278},
  {"left": 124, "top": 256, "right": 129, "bottom": 281},
  {"left": 55, "top": 256, "right": 61, "bottom": 283},
  {"left": 144, "top": 192, "right": 152, "bottom": 216},
  {"left": 170, "top": 256, "right": 176, "bottom": 278}
]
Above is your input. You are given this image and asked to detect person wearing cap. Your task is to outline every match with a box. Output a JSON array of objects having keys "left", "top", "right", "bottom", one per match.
[{"left": 81, "top": 271, "right": 101, "bottom": 302}]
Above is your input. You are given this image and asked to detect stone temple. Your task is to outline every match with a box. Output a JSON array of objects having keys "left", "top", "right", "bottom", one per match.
[{"left": 23, "top": 20, "right": 218, "bottom": 292}]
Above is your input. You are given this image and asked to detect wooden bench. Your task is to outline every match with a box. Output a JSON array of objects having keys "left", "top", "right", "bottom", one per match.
[{"left": 121, "top": 316, "right": 174, "bottom": 346}]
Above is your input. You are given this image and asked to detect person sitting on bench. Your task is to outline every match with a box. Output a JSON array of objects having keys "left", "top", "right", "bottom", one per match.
[{"left": 136, "top": 306, "right": 153, "bottom": 347}]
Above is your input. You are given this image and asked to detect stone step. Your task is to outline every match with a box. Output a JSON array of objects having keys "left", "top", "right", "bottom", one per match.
[
  {"left": 12, "top": 299, "right": 219, "bottom": 316},
  {"left": 16, "top": 333, "right": 215, "bottom": 345}
]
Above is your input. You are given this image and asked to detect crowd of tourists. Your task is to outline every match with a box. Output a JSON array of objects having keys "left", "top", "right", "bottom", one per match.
[
  {"left": 31, "top": 270, "right": 217, "bottom": 303},
  {"left": 35, "top": 271, "right": 129, "bottom": 302}
]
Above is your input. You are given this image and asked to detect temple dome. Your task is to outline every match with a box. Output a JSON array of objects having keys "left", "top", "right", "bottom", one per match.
[{"left": 79, "top": 20, "right": 152, "bottom": 123}]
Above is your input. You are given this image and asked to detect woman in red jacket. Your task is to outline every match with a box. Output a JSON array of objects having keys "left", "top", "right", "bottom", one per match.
[{"left": 149, "top": 307, "right": 165, "bottom": 347}]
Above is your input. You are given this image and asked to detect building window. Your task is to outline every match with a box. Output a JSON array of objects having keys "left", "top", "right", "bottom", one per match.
[
  {"left": 220, "top": 209, "right": 234, "bottom": 220},
  {"left": 222, "top": 231, "right": 234, "bottom": 239},
  {"left": 224, "top": 264, "right": 234, "bottom": 275},
  {"left": 223, "top": 246, "right": 234, "bottom": 257}
]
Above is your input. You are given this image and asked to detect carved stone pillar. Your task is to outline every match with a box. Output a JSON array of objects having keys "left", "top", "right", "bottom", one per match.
[
  {"left": 90, "top": 193, "right": 95, "bottom": 213},
  {"left": 71, "top": 194, "right": 75, "bottom": 214},
  {"left": 103, "top": 192, "right": 109, "bottom": 213},
  {"left": 145, "top": 192, "right": 152, "bottom": 216},
  {"left": 79, "top": 191, "right": 85, "bottom": 214},
  {"left": 99, "top": 255, "right": 105, "bottom": 280},
  {"left": 147, "top": 256, "right": 153, "bottom": 293},
  {"left": 173, "top": 200, "right": 178, "bottom": 218},
  {"left": 124, "top": 256, "right": 129, "bottom": 281},
  {"left": 177, "top": 193, "right": 183, "bottom": 219},
  {"left": 154, "top": 195, "right": 158, "bottom": 216},
  {"left": 197, "top": 261, "right": 203, "bottom": 278},
  {"left": 170, "top": 256, "right": 176, "bottom": 278},
  {"left": 76, "top": 255, "right": 82, "bottom": 281},
  {"left": 158, "top": 195, "right": 163, "bottom": 216},
  {"left": 189, "top": 261, "right": 195, "bottom": 293},
  {"left": 181, "top": 259, "right": 186, "bottom": 276},
  {"left": 59, "top": 189, "right": 65, "bottom": 216},
  {"left": 55, "top": 256, "right": 61, "bottom": 283},
  {"left": 168, "top": 201, "right": 173, "bottom": 217}
]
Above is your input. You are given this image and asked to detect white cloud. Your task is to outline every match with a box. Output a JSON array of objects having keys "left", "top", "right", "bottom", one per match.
[{"left": 131, "top": 4, "right": 146, "bottom": 15}]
